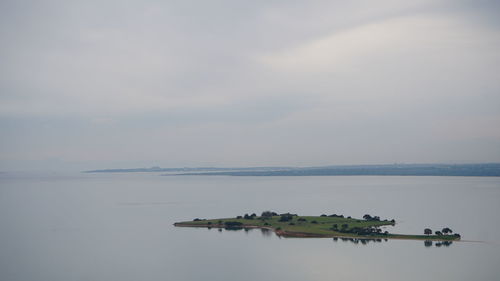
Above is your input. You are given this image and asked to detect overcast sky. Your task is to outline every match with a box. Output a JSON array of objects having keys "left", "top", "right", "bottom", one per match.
[{"left": 1, "top": 0, "right": 499, "bottom": 171}]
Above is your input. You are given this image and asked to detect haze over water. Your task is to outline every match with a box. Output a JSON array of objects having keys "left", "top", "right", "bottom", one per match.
[{"left": 1, "top": 173, "right": 499, "bottom": 281}]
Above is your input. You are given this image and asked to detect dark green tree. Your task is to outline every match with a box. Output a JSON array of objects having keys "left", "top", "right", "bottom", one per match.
[
  {"left": 442, "top": 227, "right": 452, "bottom": 234},
  {"left": 261, "top": 211, "right": 277, "bottom": 218}
]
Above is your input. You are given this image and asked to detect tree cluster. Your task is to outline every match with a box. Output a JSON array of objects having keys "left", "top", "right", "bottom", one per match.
[
  {"left": 332, "top": 224, "right": 386, "bottom": 236},
  {"left": 363, "top": 214, "right": 380, "bottom": 221},
  {"left": 261, "top": 211, "right": 278, "bottom": 218},
  {"left": 241, "top": 213, "right": 257, "bottom": 220},
  {"left": 424, "top": 227, "right": 460, "bottom": 237},
  {"left": 328, "top": 214, "right": 345, "bottom": 218},
  {"left": 278, "top": 213, "right": 296, "bottom": 222}
]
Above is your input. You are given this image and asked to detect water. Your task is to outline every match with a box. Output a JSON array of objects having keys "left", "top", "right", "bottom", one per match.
[{"left": 1, "top": 173, "right": 499, "bottom": 281}]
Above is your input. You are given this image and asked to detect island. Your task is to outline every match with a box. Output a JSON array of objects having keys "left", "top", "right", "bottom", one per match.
[{"left": 174, "top": 211, "right": 461, "bottom": 241}]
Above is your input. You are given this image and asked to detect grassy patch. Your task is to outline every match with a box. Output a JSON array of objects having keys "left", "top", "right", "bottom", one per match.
[{"left": 174, "top": 213, "right": 461, "bottom": 241}]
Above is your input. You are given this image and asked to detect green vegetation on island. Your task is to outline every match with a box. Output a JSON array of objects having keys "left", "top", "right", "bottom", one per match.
[{"left": 174, "top": 211, "right": 461, "bottom": 241}]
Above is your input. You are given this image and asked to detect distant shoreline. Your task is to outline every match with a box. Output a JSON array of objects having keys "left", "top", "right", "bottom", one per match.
[{"left": 83, "top": 163, "right": 500, "bottom": 177}]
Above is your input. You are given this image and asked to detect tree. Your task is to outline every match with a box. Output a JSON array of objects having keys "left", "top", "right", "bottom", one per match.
[
  {"left": 279, "top": 213, "right": 293, "bottom": 222},
  {"left": 261, "top": 211, "right": 277, "bottom": 218},
  {"left": 424, "top": 228, "right": 432, "bottom": 235},
  {"left": 363, "top": 214, "right": 372, "bottom": 220},
  {"left": 442, "top": 227, "right": 452, "bottom": 234},
  {"left": 435, "top": 231, "right": 443, "bottom": 235}
]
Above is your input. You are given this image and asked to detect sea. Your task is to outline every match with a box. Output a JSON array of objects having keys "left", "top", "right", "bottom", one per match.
[{"left": 1, "top": 173, "right": 499, "bottom": 281}]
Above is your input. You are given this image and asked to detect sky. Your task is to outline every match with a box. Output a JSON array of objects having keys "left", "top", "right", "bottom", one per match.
[{"left": 1, "top": 0, "right": 500, "bottom": 171}]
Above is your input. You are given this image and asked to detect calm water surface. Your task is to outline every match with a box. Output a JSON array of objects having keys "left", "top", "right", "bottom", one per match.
[{"left": 1, "top": 174, "right": 499, "bottom": 281}]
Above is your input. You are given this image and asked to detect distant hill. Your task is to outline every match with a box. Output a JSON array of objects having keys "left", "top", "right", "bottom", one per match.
[{"left": 84, "top": 163, "right": 500, "bottom": 177}]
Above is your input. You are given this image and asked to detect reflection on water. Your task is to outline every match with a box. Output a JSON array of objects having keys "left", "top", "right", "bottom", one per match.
[
  {"left": 206, "top": 226, "right": 456, "bottom": 248},
  {"left": 424, "top": 240, "right": 453, "bottom": 247},
  {"left": 209, "top": 226, "right": 273, "bottom": 238},
  {"left": 260, "top": 228, "right": 272, "bottom": 237},
  {"left": 1, "top": 174, "right": 499, "bottom": 281},
  {"left": 333, "top": 236, "right": 388, "bottom": 245},
  {"left": 332, "top": 237, "right": 454, "bottom": 248}
]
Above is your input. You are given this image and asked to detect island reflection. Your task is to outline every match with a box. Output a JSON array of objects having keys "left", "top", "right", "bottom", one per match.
[{"left": 208, "top": 227, "right": 453, "bottom": 247}]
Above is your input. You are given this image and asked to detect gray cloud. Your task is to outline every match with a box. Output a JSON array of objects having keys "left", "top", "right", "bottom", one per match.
[{"left": 1, "top": 0, "right": 499, "bottom": 171}]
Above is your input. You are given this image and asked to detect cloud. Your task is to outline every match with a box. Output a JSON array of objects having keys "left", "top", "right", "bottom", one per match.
[
  {"left": 1, "top": 1, "right": 499, "bottom": 170},
  {"left": 256, "top": 12, "right": 500, "bottom": 117},
  {"left": 259, "top": 13, "right": 500, "bottom": 77}
]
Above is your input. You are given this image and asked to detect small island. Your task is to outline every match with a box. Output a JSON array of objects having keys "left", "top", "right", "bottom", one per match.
[{"left": 174, "top": 211, "right": 461, "bottom": 241}]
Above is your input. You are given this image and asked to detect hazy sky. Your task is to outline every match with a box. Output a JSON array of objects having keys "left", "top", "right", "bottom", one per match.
[{"left": 1, "top": 0, "right": 500, "bottom": 171}]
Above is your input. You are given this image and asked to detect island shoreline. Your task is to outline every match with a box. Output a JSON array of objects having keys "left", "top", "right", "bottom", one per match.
[{"left": 173, "top": 222, "right": 461, "bottom": 242}]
